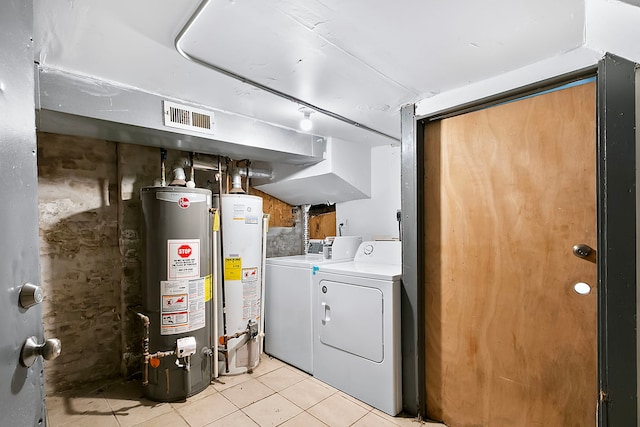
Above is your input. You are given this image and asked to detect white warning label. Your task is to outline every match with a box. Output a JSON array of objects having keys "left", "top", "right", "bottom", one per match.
[
  {"left": 167, "top": 239, "right": 200, "bottom": 279},
  {"left": 242, "top": 274, "right": 260, "bottom": 322},
  {"left": 160, "top": 278, "right": 206, "bottom": 335}
]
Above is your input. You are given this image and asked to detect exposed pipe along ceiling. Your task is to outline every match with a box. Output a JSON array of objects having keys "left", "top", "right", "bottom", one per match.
[
  {"left": 164, "top": 152, "right": 272, "bottom": 194},
  {"left": 174, "top": 0, "right": 399, "bottom": 143}
]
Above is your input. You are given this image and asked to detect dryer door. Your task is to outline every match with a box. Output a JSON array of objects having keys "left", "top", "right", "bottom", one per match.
[{"left": 318, "top": 279, "right": 383, "bottom": 362}]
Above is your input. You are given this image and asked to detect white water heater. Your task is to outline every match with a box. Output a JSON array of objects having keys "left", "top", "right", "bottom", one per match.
[{"left": 218, "top": 194, "right": 264, "bottom": 375}]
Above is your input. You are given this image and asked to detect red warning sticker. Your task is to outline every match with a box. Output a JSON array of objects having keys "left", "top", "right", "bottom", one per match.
[
  {"left": 177, "top": 245, "right": 192, "bottom": 258},
  {"left": 168, "top": 239, "right": 200, "bottom": 279}
]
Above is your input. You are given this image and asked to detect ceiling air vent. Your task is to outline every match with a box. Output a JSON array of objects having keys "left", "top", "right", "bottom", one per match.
[{"left": 163, "top": 100, "right": 214, "bottom": 135}]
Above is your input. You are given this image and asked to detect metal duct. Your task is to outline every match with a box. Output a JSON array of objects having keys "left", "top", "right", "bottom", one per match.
[
  {"left": 36, "top": 68, "right": 327, "bottom": 166},
  {"left": 238, "top": 168, "right": 273, "bottom": 180},
  {"left": 229, "top": 169, "right": 244, "bottom": 193},
  {"left": 170, "top": 167, "right": 187, "bottom": 186},
  {"left": 176, "top": 155, "right": 273, "bottom": 180}
]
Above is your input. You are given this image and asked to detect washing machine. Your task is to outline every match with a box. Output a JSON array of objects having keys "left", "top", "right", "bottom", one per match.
[
  {"left": 312, "top": 240, "right": 402, "bottom": 416},
  {"left": 264, "top": 236, "right": 362, "bottom": 374}
]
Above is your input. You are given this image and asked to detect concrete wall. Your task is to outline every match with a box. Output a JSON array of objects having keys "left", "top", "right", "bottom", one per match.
[
  {"left": 265, "top": 219, "right": 304, "bottom": 258},
  {"left": 336, "top": 144, "right": 401, "bottom": 242}
]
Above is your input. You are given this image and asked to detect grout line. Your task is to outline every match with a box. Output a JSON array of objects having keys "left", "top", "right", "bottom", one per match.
[
  {"left": 348, "top": 410, "right": 371, "bottom": 427},
  {"left": 49, "top": 356, "right": 439, "bottom": 427},
  {"left": 100, "top": 392, "right": 120, "bottom": 426},
  {"left": 304, "top": 411, "right": 331, "bottom": 427},
  {"left": 173, "top": 409, "right": 191, "bottom": 427}
]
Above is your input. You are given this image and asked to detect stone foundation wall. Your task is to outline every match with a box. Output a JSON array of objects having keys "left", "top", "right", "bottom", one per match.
[{"left": 38, "top": 133, "right": 121, "bottom": 393}]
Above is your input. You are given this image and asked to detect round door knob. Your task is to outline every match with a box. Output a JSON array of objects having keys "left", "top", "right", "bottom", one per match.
[
  {"left": 19, "top": 283, "right": 43, "bottom": 309},
  {"left": 20, "top": 336, "right": 62, "bottom": 367}
]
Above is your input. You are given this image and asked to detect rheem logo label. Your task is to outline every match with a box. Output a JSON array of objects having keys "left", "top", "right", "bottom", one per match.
[
  {"left": 178, "top": 197, "right": 190, "bottom": 209},
  {"left": 177, "top": 245, "right": 192, "bottom": 258}
]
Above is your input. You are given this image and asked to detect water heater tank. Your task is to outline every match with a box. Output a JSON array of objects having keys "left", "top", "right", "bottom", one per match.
[
  {"left": 218, "top": 194, "right": 264, "bottom": 375},
  {"left": 140, "top": 186, "right": 212, "bottom": 401}
]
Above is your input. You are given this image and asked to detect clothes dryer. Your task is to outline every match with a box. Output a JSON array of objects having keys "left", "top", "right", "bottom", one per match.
[
  {"left": 264, "top": 236, "right": 361, "bottom": 373},
  {"left": 312, "top": 240, "right": 402, "bottom": 415}
]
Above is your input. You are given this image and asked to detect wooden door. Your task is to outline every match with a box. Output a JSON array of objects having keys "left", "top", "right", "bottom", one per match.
[{"left": 424, "top": 81, "right": 597, "bottom": 427}]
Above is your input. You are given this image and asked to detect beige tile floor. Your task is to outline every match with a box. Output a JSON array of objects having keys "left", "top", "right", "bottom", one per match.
[{"left": 46, "top": 355, "right": 446, "bottom": 427}]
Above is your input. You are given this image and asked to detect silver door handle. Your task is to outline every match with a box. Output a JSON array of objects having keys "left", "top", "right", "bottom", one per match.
[
  {"left": 322, "top": 302, "right": 331, "bottom": 324},
  {"left": 20, "top": 336, "right": 62, "bottom": 367}
]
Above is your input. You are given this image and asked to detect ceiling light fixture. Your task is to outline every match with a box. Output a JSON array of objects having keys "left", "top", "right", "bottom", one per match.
[{"left": 299, "top": 108, "right": 313, "bottom": 131}]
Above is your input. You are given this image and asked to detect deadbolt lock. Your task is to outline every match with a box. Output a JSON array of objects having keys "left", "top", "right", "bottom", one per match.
[{"left": 19, "top": 283, "right": 43, "bottom": 309}]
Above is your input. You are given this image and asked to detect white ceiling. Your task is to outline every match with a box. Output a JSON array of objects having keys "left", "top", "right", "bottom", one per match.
[{"left": 34, "top": 0, "right": 598, "bottom": 147}]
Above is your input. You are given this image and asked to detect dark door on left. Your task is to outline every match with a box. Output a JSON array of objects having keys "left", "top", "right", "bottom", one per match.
[{"left": 0, "top": 2, "right": 60, "bottom": 425}]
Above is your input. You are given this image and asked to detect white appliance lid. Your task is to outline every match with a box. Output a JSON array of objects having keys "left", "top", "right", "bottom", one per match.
[{"left": 266, "top": 254, "right": 349, "bottom": 268}]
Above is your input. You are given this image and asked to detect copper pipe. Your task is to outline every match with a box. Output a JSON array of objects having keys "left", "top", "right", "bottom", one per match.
[{"left": 136, "top": 312, "right": 175, "bottom": 386}]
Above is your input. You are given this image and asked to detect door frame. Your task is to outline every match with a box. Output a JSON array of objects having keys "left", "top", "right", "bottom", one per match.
[{"left": 399, "top": 53, "right": 637, "bottom": 424}]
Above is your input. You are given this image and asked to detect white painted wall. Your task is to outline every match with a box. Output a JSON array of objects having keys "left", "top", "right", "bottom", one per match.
[
  {"left": 586, "top": 0, "right": 640, "bottom": 63},
  {"left": 336, "top": 144, "right": 401, "bottom": 242},
  {"left": 415, "top": 47, "right": 601, "bottom": 117},
  {"left": 415, "top": 0, "right": 640, "bottom": 119}
]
